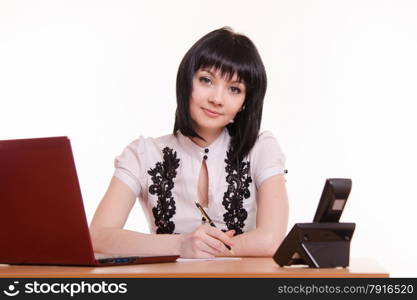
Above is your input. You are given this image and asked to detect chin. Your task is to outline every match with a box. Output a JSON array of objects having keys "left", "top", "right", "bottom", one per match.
[{"left": 195, "top": 121, "right": 226, "bottom": 132}]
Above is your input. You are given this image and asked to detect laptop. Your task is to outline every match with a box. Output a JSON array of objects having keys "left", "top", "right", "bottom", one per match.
[{"left": 0, "top": 136, "right": 179, "bottom": 266}]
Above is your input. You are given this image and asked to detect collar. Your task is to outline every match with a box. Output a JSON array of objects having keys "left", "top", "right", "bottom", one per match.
[{"left": 176, "top": 128, "right": 230, "bottom": 162}]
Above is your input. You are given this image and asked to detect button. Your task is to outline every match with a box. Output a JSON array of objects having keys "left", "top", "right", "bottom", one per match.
[
  {"left": 203, "top": 155, "right": 208, "bottom": 160},
  {"left": 204, "top": 148, "right": 209, "bottom": 153}
]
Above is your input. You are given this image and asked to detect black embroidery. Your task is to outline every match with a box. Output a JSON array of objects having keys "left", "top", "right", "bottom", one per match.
[
  {"left": 148, "top": 147, "right": 180, "bottom": 234},
  {"left": 222, "top": 150, "right": 252, "bottom": 235}
]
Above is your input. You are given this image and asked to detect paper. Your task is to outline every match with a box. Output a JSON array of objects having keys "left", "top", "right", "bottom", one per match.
[{"left": 176, "top": 257, "right": 241, "bottom": 262}]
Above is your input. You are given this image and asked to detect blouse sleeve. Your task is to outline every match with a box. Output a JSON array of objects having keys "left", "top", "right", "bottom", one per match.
[
  {"left": 251, "top": 131, "right": 286, "bottom": 189},
  {"left": 113, "top": 137, "right": 147, "bottom": 197}
]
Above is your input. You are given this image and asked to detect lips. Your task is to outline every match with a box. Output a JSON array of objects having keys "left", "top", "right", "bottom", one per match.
[{"left": 202, "top": 108, "right": 223, "bottom": 117}]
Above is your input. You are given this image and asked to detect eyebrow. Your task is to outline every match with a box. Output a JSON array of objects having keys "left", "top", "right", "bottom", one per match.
[{"left": 200, "top": 69, "right": 245, "bottom": 85}]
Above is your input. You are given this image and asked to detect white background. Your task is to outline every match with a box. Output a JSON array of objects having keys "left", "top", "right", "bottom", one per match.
[{"left": 1, "top": 0, "right": 416, "bottom": 277}]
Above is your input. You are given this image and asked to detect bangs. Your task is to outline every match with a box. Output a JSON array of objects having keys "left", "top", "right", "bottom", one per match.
[{"left": 195, "top": 40, "right": 258, "bottom": 86}]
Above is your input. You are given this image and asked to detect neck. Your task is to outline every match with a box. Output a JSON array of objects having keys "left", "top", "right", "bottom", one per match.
[{"left": 190, "top": 127, "right": 223, "bottom": 148}]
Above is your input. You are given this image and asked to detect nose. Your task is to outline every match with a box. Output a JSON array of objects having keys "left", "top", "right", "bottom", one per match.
[{"left": 208, "top": 86, "right": 225, "bottom": 106}]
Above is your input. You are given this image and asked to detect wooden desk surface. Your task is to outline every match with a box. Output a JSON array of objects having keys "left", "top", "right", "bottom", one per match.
[{"left": 0, "top": 257, "right": 388, "bottom": 278}]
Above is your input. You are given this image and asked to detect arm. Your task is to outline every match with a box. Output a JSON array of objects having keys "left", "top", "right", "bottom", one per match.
[
  {"left": 89, "top": 176, "right": 182, "bottom": 256},
  {"left": 90, "top": 176, "right": 234, "bottom": 258},
  {"left": 221, "top": 174, "right": 289, "bottom": 257}
]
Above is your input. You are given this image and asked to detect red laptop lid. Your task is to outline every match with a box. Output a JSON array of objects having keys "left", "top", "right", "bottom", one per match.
[{"left": 0, "top": 136, "right": 96, "bottom": 265}]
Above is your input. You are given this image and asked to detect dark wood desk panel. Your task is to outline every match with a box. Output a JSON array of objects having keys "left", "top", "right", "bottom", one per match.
[{"left": 0, "top": 257, "right": 389, "bottom": 278}]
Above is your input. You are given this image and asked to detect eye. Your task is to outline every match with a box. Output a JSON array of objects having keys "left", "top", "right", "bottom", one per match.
[
  {"left": 199, "top": 76, "right": 212, "bottom": 84},
  {"left": 230, "top": 86, "right": 241, "bottom": 94}
]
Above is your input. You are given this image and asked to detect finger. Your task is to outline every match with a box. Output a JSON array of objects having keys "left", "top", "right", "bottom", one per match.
[
  {"left": 225, "top": 230, "right": 235, "bottom": 238},
  {"left": 193, "top": 249, "right": 215, "bottom": 259},
  {"left": 201, "top": 233, "right": 229, "bottom": 253},
  {"left": 205, "top": 226, "right": 235, "bottom": 246},
  {"left": 195, "top": 239, "right": 222, "bottom": 256}
]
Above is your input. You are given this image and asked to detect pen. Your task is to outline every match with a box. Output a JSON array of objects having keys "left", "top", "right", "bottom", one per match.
[{"left": 195, "top": 202, "right": 232, "bottom": 251}]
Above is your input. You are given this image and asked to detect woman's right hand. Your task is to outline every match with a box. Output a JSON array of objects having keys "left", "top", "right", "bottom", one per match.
[{"left": 178, "top": 225, "right": 235, "bottom": 258}]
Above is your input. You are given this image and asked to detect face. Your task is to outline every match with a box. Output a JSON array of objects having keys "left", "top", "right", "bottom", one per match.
[{"left": 189, "top": 67, "right": 246, "bottom": 136}]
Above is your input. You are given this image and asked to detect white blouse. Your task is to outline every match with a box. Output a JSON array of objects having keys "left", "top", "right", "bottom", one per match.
[{"left": 113, "top": 128, "right": 286, "bottom": 235}]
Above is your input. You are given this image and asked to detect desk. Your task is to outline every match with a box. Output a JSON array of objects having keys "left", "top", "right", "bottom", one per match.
[{"left": 0, "top": 257, "right": 388, "bottom": 278}]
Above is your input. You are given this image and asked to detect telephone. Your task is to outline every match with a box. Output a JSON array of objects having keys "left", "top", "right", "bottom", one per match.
[{"left": 273, "top": 178, "right": 355, "bottom": 268}]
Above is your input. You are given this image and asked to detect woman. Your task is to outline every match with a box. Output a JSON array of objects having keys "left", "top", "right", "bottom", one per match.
[{"left": 90, "top": 27, "right": 289, "bottom": 258}]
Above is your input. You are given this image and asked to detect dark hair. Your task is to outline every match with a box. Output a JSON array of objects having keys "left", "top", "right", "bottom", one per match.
[{"left": 174, "top": 27, "right": 267, "bottom": 164}]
